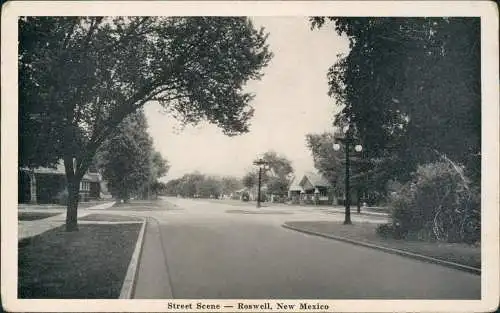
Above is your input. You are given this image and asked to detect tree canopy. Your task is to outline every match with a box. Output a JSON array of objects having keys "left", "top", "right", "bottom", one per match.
[
  {"left": 95, "top": 110, "right": 170, "bottom": 201},
  {"left": 164, "top": 173, "right": 242, "bottom": 199},
  {"left": 242, "top": 151, "right": 294, "bottom": 196},
  {"left": 95, "top": 110, "right": 155, "bottom": 201},
  {"left": 19, "top": 16, "right": 272, "bottom": 230},
  {"left": 310, "top": 17, "right": 481, "bottom": 186}
]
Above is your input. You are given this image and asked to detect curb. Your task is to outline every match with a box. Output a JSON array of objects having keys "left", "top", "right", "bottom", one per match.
[
  {"left": 282, "top": 223, "right": 481, "bottom": 275},
  {"left": 119, "top": 218, "right": 147, "bottom": 299}
]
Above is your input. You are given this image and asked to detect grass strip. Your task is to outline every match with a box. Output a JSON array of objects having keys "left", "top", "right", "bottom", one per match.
[
  {"left": 79, "top": 213, "right": 143, "bottom": 222},
  {"left": 18, "top": 223, "right": 141, "bottom": 299},
  {"left": 285, "top": 221, "right": 480, "bottom": 269},
  {"left": 18, "top": 212, "right": 61, "bottom": 221}
]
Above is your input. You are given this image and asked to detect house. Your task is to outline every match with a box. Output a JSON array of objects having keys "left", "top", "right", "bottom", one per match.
[
  {"left": 287, "top": 177, "right": 304, "bottom": 204},
  {"left": 288, "top": 172, "right": 334, "bottom": 205},
  {"left": 18, "top": 160, "right": 102, "bottom": 204}
]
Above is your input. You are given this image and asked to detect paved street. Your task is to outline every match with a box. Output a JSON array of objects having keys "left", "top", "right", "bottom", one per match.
[{"left": 124, "top": 197, "right": 481, "bottom": 299}]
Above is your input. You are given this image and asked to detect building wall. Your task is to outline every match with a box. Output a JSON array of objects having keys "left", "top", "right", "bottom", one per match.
[{"left": 18, "top": 169, "right": 96, "bottom": 204}]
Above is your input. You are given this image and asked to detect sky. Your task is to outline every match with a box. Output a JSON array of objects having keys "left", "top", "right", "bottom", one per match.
[{"left": 143, "top": 17, "right": 350, "bottom": 181}]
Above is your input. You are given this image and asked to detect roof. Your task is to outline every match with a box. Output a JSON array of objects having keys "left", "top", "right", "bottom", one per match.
[
  {"left": 304, "top": 172, "right": 331, "bottom": 187},
  {"left": 22, "top": 159, "right": 101, "bottom": 182},
  {"left": 287, "top": 175, "right": 304, "bottom": 192},
  {"left": 32, "top": 161, "right": 66, "bottom": 175}
]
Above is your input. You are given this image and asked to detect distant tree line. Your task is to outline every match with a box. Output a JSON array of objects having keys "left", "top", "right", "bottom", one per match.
[{"left": 164, "top": 173, "right": 243, "bottom": 199}]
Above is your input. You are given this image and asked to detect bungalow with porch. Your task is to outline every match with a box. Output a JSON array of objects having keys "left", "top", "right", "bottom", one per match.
[
  {"left": 288, "top": 172, "right": 334, "bottom": 205},
  {"left": 18, "top": 160, "right": 102, "bottom": 204}
]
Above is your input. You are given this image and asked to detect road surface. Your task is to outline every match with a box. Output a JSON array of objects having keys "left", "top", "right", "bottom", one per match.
[{"left": 124, "top": 197, "right": 480, "bottom": 299}]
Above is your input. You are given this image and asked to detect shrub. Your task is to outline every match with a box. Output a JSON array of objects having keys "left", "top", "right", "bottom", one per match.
[
  {"left": 389, "top": 160, "right": 480, "bottom": 243},
  {"left": 376, "top": 223, "right": 393, "bottom": 238},
  {"left": 376, "top": 222, "right": 405, "bottom": 239},
  {"left": 241, "top": 192, "right": 250, "bottom": 202}
]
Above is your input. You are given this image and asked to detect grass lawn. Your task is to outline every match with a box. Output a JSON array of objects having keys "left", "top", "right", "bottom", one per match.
[
  {"left": 18, "top": 212, "right": 61, "bottom": 221},
  {"left": 79, "top": 213, "right": 143, "bottom": 222},
  {"left": 18, "top": 223, "right": 141, "bottom": 298},
  {"left": 285, "top": 221, "right": 480, "bottom": 269}
]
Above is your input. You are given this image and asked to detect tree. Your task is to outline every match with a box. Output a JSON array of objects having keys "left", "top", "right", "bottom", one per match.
[
  {"left": 96, "top": 110, "right": 153, "bottom": 202},
  {"left": 242, "top": 171, "right": 258, "bottom": 189},
  {"left": 19, "top": 17, "right": 272, "bottom": 231},
  {"left": 220, "top": 176, "right": 243, "bottom": 196},
  {"left": 310, "top": 17, "right": 481, "bottom": 187},
  {"left": 305, "top": 132, "right": 343, "bottom": 191},
  {"left": 151, "top": 151, "right": 169, "bottom": 179},
  {"left": 261, "top": 151, "right": 294, "bottom": 196},
  {"left": 139, "top": 151, "right": 170, "bottom": 199},
  {"left": 261, "top": 151, "right": 294, "bottom": 180},
  {"left": 165, "top": 178, "right": 182, "bottom": 196},
  {"left": 197, "top": 176, "right": 223, "bottom": 199}
]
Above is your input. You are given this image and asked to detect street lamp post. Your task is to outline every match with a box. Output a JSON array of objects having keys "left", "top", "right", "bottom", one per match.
[
  {"left": 333, "top": 126, "right": 362, "bottom": 225},
  {"left": 253, "top": 158, "right": 269, "bottom": 208}
]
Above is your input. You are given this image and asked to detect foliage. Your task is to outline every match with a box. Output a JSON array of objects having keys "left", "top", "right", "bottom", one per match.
[
  {"left": 164, "top": 172, "right": 224, "bottom": 199},
  {"left": 242, "top": 171, "right": 258, "bottom": 189},
  {"left": 261, "top": 151, "right": 294, "bottom": 195},
  {"left": 220, "top": 176, "right": 244, "bottom": 196},
  {"left": 137, "top": 151, "right": 170, "bottom": 199},
  {"left": 150, "top": 181, "right": 167, "bottom": 195},
  {"left": 306, "top": 132, "right": 375, "bottom": 197},
  {"left": 310, "top": 17, "right": 481, "bottom": 187},
  {"left": 243, "top": 151, "right": 294, "bottom": 195},
  {"left": 261, "top": 151, "right": 294, "bottom": 180},
  {"left": 266, "top": 176, "right": 289, "bottom": 196},
  {"left": 150, "top": 151, "right": 170, "bottom": 180},
  {"left": 19, "top": 16, "right": 272, "bottom": 229},
  {"left": 305, "top": 133, "right": 343, "bottom": 189},
  {"left": 96, "top": 111, "right": 154, "bottom": 201},
  {"left": 389, "top": 160, "right": 480, "bottom": 243}
]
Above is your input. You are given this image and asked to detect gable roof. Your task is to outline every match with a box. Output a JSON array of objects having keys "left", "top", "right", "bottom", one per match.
[
  {"left": 288, "top": 175, "right": 304, "bottom": 192},
  {"left": 303, "top": 172, "right": 331, "bottom": 188}
]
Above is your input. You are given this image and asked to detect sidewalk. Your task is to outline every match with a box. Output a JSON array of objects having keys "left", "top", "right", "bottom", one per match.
[
  {"left": 132, "top": 217, "right": 173, "bottom": 298},
  {"left": 18, "top": 202, "right": 115, "bottom": 240}
]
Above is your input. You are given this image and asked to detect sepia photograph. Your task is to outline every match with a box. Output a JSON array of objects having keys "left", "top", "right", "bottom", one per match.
[{"left": 2, "top": 1, "right": 499, "bottom": 312}]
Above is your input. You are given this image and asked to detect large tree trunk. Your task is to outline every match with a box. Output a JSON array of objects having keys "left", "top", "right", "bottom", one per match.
[
  {"left": 66, "top": 178, "right": 80, "bottom": 232},
  {"left": 63, "top": 156, "right": 83, "bottom": 232}
]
